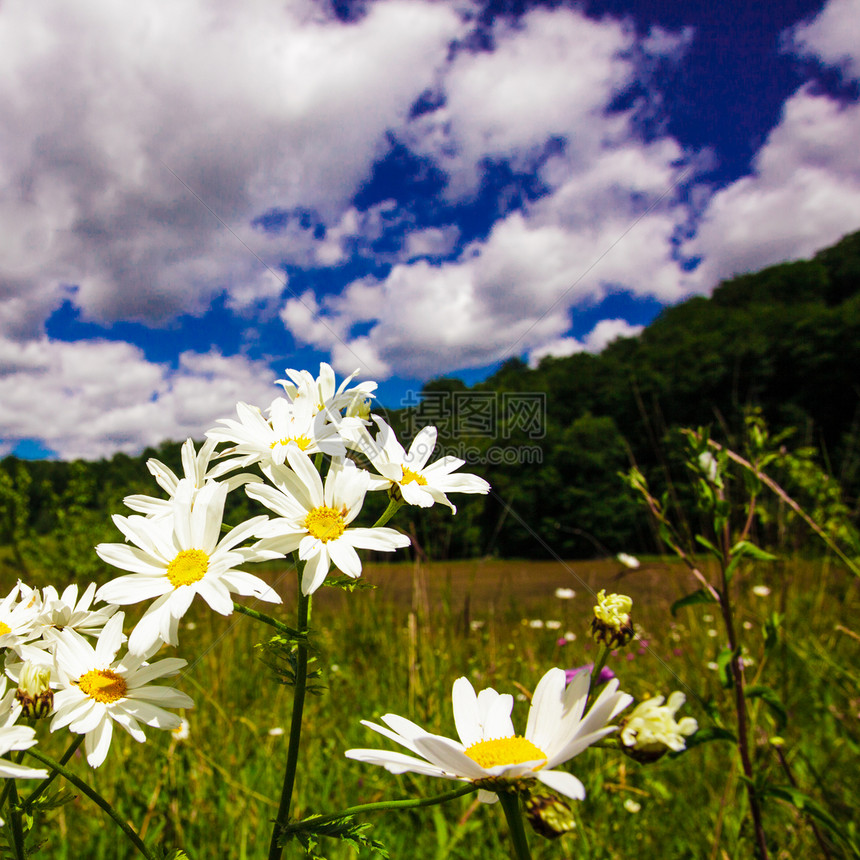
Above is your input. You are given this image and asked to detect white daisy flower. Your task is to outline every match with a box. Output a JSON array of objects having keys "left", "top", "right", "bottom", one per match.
[
  {"left": 0, "top": 582, "right": 41, "bottom": 660},
  {"left": 620, "top": 691, "right": 698, "bottom": 761},
  {"left": 95, "top": 480, "right": 282, "bottom": 655},
  {"left": 206, "top": 396, "right": 347, "bottom": 469},
  {"left": 50, "top": 614, "right": 194, "bottom": 768},
  {"left": 616, "top": 553, "right": 640, "bottom": 570},
  {"left": 0, "top": 679, "right": 49, "bottom": 780},
  {"left": 346, "top": 667, "right": 632, "bottom": 804},
  {"left": 277, "top": 362, "right": 377, "bottom": 413},
  {"left": 248, "top": 446, "right": 411, "bottom": 595},
  {"left": 124, "top": 437, "right": 261, "bottom": 517},
  {"left": 30, "top": 583, "right": 119, "bottom": 648},
  {"left": 361, "top": 417, "right": 490, "bottom": 513}
]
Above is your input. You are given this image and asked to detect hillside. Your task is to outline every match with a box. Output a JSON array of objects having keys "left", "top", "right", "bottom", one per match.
[{"left": 2, "top": 231, "right": 859, "bottom": 564}]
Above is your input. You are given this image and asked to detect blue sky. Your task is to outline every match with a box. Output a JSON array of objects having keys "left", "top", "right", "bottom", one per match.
[{"left": 1, "top": 0, "right": 858, "bottom": 459}]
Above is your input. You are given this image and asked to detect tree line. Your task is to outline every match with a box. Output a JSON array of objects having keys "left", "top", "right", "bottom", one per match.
[{"left": 2, "top": 231, "right": 859, "bottom": 568}]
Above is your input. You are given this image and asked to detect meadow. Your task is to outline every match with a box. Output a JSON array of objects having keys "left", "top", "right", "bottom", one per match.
[{"left": 14, "top": 554, "right": 857, "bottom": 859}]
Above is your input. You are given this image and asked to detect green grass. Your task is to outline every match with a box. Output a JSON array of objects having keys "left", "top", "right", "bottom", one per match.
[{"left": 7, "top": 556, "right": 860, "bottom": 859}]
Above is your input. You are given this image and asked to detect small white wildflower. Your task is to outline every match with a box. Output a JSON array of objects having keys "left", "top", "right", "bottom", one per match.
[
  {"left": 752, "top": 585, "right": 771, "bottom": 597},
  {"left": 554, "top": 588, "right": 576, "bottom": 600},
  {"left": 545, "top": 620, "right": 562, "bottom": 630},
  {"left": 623, "top": 798, "right": 642, "bottom": 813},
  {"left": 616, "top": 553, "right": 640, "bottom": 570},
  {"left": 172, "top": 718, "right": 191, "bottom": 742},
  {"left": 620, "top": 692, "right": 698, "bottom": 762}
]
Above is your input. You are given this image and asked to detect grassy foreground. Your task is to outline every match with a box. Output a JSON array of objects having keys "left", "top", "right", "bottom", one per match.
[{"left": 13, "top": 556, "right": 860, "bottom": 859}]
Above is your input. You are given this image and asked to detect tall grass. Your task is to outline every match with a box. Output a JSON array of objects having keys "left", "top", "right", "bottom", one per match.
[{"left": 16, "top": 554, "right": 857, "bottom": 859}]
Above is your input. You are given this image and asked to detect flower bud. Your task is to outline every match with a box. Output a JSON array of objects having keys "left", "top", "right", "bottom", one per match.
[
  {"left": 591, "top": 590, "right": 634, "bottom": 648},
  {"left": 619, "top": 691, "right": 698, "bottom": 763},
  {"left": 16, "top": 662, "right": 54, "bottom": 720},
  {"left": 523, "top": 784, "right": 577, "bottom": 840}
]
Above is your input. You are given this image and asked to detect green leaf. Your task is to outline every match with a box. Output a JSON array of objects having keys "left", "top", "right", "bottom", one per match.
[
  {"left": 745, "top": 685, "right": 788, "bottom": 731},
  {"left": 763, "top": 612, "right": 783, "bottom": 654},
  {"left": 730, "top": 540, "right": 778, "bottom": 562},
  {"left": 695, "top": 535, "right": 722, "bottom": 558},
  {"left": 716, "top": 646, "right": 738, "bottom": 689},
  {"left": 324, "top": 576, "right": 377, "bottom": 592},
  {"left": 283, "top": 814, "right": 389, "bottom": 859},
  {"left": 670, "top": 588, "right": 718, "bottom": 617},
  {"left": 762, "top": 785, "right": 860, "bottom": 857}
]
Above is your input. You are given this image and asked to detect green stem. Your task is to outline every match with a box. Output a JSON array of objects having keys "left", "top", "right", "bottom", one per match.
[
  {"left": 281, "top": 783, "right": 479, "bottom": 837},
  {"left": 587, "top": 644, "right": 610, "bottom": 705},
  {"left": 24, "top": 747, "right": 158, "bottom": 860},
  {"left": 372, "top": 497, "right": 404, "bottom": 528},
  {"left": 268, "top": 587, "right": 312, "bottom": 860},
  {"left": 233, "top": 603, "right": 304, "bottom": 639},
  {"left": 498, "top": 792, "right": 533, "bottom": 860},
  {"left": 23, "top": 733, "right": 85, "bottom": 808},
  {"left": 7, "top": 778, "right": 27, "bottom": 860},
  {"left": 717, "top": 536, "right": 768, "bottom": 859}
]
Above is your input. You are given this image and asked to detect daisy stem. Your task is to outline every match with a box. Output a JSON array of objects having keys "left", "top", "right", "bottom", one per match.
[
  {"left": 586, "top": 644, "right": 610, "bottom": 707},
  {"left": 372, "top": 497, "right": 404, "bottom": 528},
  {"left": 22, "top": 733, "right": 85, "bottom": 808},
  {"left": 268, "top": 587, "right": 312, "bottom": 860},
  {"left": 498, "top": 791, "right": 533, "bottom": 860},
  {"left": 280, "top": 783, "right": 479, "bottom": 836},
  {"left": 24, "top": 747, "right": 159, "bottom": 860},
  {"left": 7, "top": 778, "right": 26, "bottom": 860},
  {"left": 233, "top": 603, "right": 305, "bottom": 639}
]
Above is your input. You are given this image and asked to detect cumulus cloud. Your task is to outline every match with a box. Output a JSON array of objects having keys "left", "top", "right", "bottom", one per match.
[
  {"left": 0, "top": 0, "right": 465, "bottom": 337},
  {"left": 403, "top": 6, "right": 639, "bottom": 197},
  {"left": 527, "top": 319, "right": 644, "bottom": 367},
  {"left": 282, "top": 5, "right": 693, "bottom": 378},
  {"left": 684, "top": 0, "right": 860, "bottom": 289},
  {"left": 0, "top": 338, "right": 278, "bottom": 460},
  {"left": 788, "top": 0, "right": 860, "bottom": 80}
]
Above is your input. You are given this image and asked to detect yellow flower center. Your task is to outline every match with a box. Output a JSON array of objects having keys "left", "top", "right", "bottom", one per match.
[
  {"left": 305, "top": 506, "right": 346, "bottom": 542},
  {"left": 464, "top": 736, "right": 547, "bottom": 769},
  {"left": 0, "top": 622, "right": 10, "bottom": 636},
  {"left": 167, "top": 549, "right": 209, "bottom": 587},
  {"left": 78, "top": 668, "right": 127, "bottom": 704},
  {"left": 271, "top": 435, "right": 312, "bottom": 450},
  {"left": 401, "top": 468, "right": 427, "bottom": 486}
]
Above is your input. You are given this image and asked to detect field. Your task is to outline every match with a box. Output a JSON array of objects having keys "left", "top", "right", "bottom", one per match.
[{"left": 12, "top": 554, "right": 858, "bottom": 859}]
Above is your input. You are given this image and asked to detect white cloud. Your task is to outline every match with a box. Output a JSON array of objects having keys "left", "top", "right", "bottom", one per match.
[
  {"left": 0, "top": 0, "right": 465, "bottom": 336},
  {"left": 788, "top": 0, "right": 860, "bottom": 80},
  {"left": 527, "top": 318, "right": 644, "bottom": 367},
  {"left": 683, "top": 91, "right": 860, "bottom": 289},
  {"left": 682, "top": 0, "right": 860, "bottom": 289},
  {"left": 527, "top": 337, "right": 584, "bottom": 367},
  {"left": 404, "top": 6, "right": 639, "bottom": 196},
  {"left": 0, "top": 338, "right": 278, "bottom": 459},
  {"left": 281, "top": 6, "right": 693, "bottom": 378},
  {"left": 404, "top": 226, "right": 460, "bottom": 259}
]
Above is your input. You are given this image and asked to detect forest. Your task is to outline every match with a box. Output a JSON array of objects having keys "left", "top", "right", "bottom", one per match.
[{"left": 2, "top": 230, "right": 859, "bottom": 567}]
